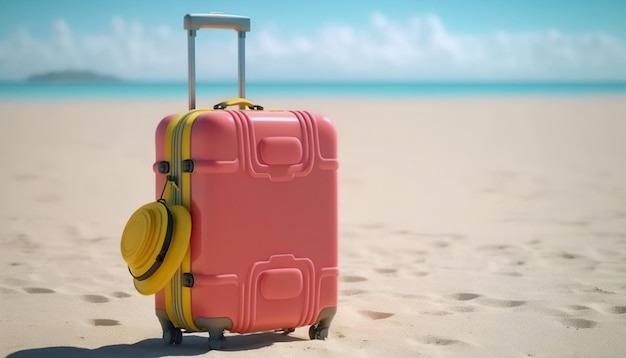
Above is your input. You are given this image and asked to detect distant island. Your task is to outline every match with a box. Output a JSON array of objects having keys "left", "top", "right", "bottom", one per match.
[{"left": 27, "top": 70, "right": 121, "bottom": 82}]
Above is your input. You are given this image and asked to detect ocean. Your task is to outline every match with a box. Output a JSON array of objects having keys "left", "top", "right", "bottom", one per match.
[{"left": 1, "top": 81, "right": 626, "bottom": 100}]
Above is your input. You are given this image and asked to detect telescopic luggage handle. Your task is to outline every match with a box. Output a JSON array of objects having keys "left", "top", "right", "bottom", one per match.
[{"left": 184, "top": 13, "right": 250, "bottom": 110}]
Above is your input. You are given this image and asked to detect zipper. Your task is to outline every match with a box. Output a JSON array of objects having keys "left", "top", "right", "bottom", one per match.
[{"left": 168, "top": 110, "right": 199, "bottom": 330}]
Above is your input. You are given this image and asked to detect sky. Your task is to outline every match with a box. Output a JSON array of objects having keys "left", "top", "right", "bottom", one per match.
[{"left": 1, "top": 0, "right": 625, "bottom": 82}]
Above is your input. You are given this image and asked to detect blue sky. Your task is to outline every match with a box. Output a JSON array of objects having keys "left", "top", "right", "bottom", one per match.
[{"left": 1, "top": 0, "right": 625, "bottom": 81}]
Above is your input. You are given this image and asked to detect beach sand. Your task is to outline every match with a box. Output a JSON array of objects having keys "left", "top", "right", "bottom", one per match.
[{"left": 1, "top": 96, "right": 625, "bottom": 357}]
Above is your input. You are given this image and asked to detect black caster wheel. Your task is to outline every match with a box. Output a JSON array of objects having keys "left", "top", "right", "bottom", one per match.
[
  {"left": 162, "top": 328, "right": 182, "bottom": 345},
  {"left": 281, "top": 327, "right": 296, "bottom": 334},
  {"left": 309, "top": 325, "right": 329, "bottom": 340},
  {"left": 173, "top": 329, "right": 183, "bottom": 345},
  {"left": 208, "top": 330, "right": 226, "bottom": 350},
  {"left": 208, "top": 336, "right": 226, "bottom": 350}
]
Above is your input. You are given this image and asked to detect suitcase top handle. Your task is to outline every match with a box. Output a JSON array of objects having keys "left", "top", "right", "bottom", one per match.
[
  {"left": 184, "top": 13, "right": 250, "bottom": 32},
  {"left": 184, "top": 13, "right": 251, "bottom": 111}
]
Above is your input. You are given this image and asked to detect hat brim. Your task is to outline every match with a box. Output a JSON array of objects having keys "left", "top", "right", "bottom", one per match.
[{"left": 132, "top": 204, "right": 192, "bottom": 295}]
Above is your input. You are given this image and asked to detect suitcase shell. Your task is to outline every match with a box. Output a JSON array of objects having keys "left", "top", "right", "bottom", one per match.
[{"left": 153, "top": 108, "right": 338, "bottom": 343}]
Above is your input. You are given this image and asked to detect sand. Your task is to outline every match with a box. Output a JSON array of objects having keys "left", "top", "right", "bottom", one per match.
[{"left": 1, "top": 95, "right": 625, "bottom": 357}]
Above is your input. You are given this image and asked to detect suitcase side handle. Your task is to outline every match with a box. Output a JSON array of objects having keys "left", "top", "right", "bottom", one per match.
[
  {"left": 184, "top": 13, "right": 251, "bottom": 110},
  {"left": 213, "top": 98, "right": 264, "bottom": 110}
]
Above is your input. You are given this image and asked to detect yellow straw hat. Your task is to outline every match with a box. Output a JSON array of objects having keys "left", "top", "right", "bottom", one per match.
[{"left": 120, "top": 201, "right": 191, "bottom": 295}]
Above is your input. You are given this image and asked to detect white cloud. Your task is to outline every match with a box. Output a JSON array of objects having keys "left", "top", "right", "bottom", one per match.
[
  {"left": 248, "top": 12, "right": 626, "bottom": 81},
  {"left": 0, "top": 12, "right": 625, "bottom": 81}
]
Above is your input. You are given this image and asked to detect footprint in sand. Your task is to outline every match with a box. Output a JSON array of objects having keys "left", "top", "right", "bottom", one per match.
[
  {"left": 568, "top": 305, "right": 591, "bottom": 311},
  {"left": 416, "top": 335, "right": 464, "bottom": 346},
  {"left": 375, "top": 268, "right": 397, "bottom": 275},
  {"left": 450, "top": 305, "right": 477, "bottom": 313},
  {"left": 478, "top": 244, "right": 517, "bottom": 251},
  {"left": 359, "top": 310, "right": 394, "bottom": 320},
  {"left": 421, "top": 310, "right": 452, "bottom": 316},
  {"left": 607, "top": 306, "right": 626, "bottom": 314},
  {"left": 341, "top": 289, "right": 367, "bottom": 296},
  {"left": 393, "top": 293, "right": 419, "bottom": 299},
  {"left": 580, "top": 286, "right": 615, "bottom": 295},
  {"left": 557, "top": 251, "right": 578, "bottom": 260},
  {"left": 340, "top": 275, "right": 368, "bottom": 283},
  {"left": 340, "top": 230, "right": 359, "bottom": 238},
  {"left": 82, "top": 295, "right": 110, "bottom": 303},
  {"left": 362, "top": 223, "right": 386, "bottom": 230},
  {"left": 111, "top": 291, "right": 132, "bottom": 298},
  {"left": 447, "top": 293, "right": 481, "bottom": 301},
  {"left": 91, "top": 319, "right": 120, "bottom": 326},
  {"left": 476, "top": 297, "right": 526, "bottom": 308},
  {"left": 24, "top": 287, "right": 55, "bottom": 294},
  {"left": 559, "top": 318, "right": 597, "bottom": 329},
  {"left": 392, "top": 229, "right": 417, "bottom": 236}
]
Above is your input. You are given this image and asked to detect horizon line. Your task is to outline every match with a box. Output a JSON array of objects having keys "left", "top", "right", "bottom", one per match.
[{"left": 4, "top": 79, "right": 626, "bottom": 85}]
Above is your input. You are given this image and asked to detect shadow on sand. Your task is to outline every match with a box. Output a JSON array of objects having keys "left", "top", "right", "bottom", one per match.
[{"left": 7, "top": 332, "right": 308, "bottom": 357}]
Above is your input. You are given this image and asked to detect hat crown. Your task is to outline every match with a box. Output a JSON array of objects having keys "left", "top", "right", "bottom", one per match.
[
  {"left": 120, "top": 202, "right": 192, "bottom": 295},
  {"left": 121, "top": 203, "right": 169, "bottom": 277}
]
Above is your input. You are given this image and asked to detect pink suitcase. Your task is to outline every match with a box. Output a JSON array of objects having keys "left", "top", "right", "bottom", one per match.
[{"left": 121, "top": 13, "right": 338, "bottom": 350}]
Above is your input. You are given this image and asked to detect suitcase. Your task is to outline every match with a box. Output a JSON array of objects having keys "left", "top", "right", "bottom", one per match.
[{"left": 120, "top": 13, "right": 338, "bottom": 349}]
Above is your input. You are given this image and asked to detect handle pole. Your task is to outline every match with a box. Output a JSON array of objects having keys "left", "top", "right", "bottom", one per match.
[
  {"left": 238, "top": 31, "right": 246, "bottom": 108},
  {"left": 184, "top": 14, "right": 250, "bottom": 110},
  {"left": 188, "top": 29, "right": 197, "bottom": 110}
]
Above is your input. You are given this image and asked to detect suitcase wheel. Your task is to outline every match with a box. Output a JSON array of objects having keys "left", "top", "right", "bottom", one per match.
[
  {"left": 162, "top": 328, "right": 183, "bottom": 345},
  {"left": 308, "top": 325, "right": 329, "bottom": 340},
  {"left": 208, "top": 332, "right": 226, "bottom": 350}
]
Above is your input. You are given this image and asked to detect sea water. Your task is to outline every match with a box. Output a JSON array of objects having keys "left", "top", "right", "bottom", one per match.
[{"left": 1, "top": 81, "right": 625, "bottom": 100}]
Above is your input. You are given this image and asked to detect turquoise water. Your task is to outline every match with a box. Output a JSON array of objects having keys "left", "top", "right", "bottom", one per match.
[{"left": 1, "top": 81, "right": 626, "bottom": 100}]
